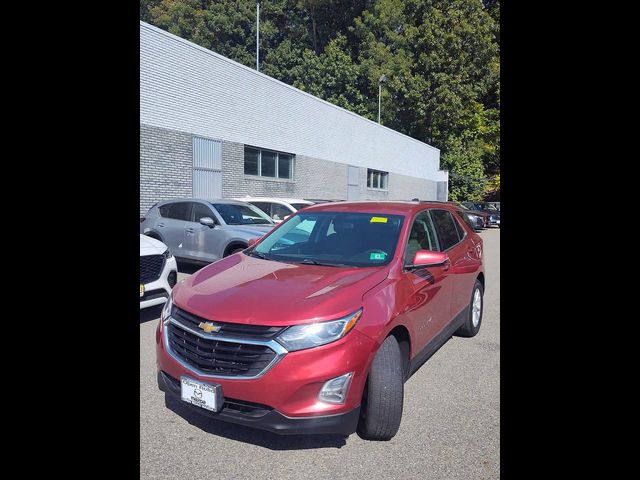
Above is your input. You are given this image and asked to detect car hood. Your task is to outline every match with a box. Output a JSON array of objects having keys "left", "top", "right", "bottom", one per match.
[
  {"left": 172, "top": 253, "right": 389, "bottom": 326},
  {"left": 224, "top": 224, "right": 275, "bottom": 238},
  {"left": 140, "top": 234, "right": 167, "bottom": 255}
]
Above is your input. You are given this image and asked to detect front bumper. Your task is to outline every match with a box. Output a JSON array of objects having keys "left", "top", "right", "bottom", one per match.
[
  {"left": 141, "top": 256, "right": 177, "bottom": 309},
  {"left": 157, "top": 371, "right": 360, "bottom": 435},
  {"left": 156, "top": 317, "right": 376, "bottom": 432}
]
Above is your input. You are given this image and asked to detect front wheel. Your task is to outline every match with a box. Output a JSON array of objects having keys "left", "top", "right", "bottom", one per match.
[
  {"left": 357, "top": 336, "right": 404, "bottom": 441},
  {"left": 455, "top": 279, "right": 484, "bottom": 337}
]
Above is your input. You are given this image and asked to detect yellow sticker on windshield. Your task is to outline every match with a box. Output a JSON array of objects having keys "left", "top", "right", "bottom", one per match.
[{"left": 370, "top": 217, "right": 388, "bottom": 223}]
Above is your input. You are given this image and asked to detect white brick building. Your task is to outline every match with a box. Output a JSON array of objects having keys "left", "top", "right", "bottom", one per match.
[{"left": 140, "top": 21, "right": 448, "bottom": 215}]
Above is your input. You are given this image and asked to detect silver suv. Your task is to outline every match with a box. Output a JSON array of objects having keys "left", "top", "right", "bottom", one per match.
[{"left": 140, "top": 199, "right": 275, "bottom": 263}]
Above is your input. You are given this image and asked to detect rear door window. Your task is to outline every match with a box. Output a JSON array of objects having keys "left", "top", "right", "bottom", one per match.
[
  {"left": 430, "top": 209, "right": 461, "bottom": 251},
  {"left": 166, "top": 202, "right": 191, "bottom": 221}
]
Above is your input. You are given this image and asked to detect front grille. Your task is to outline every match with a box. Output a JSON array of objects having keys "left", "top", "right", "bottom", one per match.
[
  {"left": 140, "top": 288, "right": 169, "bottom": 302},
  {"left": 167, "top": 323, "right": 278, "bottom": 377},
  {"left": 140, "top": 254, "right": 165, "bottom": 284},
  {"left": 172, "top": 307, "right": 285, "bottom": 340}
]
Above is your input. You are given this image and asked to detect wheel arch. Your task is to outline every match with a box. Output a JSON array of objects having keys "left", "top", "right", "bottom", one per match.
[
  {"left": 144, "top": 229, "right": 164, "bottom": 243},
  {"left": 223, "top": 240, "right": 248, "bottom": 257},
  {"left": 387, "top": 325, "right": 411, "bottom": 380}
]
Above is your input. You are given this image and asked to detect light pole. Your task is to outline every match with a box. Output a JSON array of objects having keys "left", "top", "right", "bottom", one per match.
[
  {"left": 378, "top": 74, "right": 386, "bottom": 124},
  {"left": 256, "top": 1, "right": 260, "bottom": 71}
]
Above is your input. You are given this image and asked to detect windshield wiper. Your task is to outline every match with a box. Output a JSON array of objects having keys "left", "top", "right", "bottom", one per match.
[
  {"left": 247, "top": 250, "right": 272, "bottom": 260},
  {"left": 299, "top": 258, "right": 351, "bottom": 267}
]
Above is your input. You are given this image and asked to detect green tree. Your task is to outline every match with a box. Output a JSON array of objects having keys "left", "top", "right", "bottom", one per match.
[{"left": 441, "top": 133, "right": 486, "bottom": 201}]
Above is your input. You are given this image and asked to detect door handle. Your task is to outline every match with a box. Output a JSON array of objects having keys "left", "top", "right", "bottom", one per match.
[
  {"left": 158, "top": 223, "right": 165, "bottom": 227},
  {"left": 186, "top": 228, "right": 194, "bottom": 233}
]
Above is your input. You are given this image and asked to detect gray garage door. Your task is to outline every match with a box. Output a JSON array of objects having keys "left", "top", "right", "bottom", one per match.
[
  {"left": 193, "top": 136, "right": 222, "bottom": 199},
  {"left": 347, "top": 165, "right": 359, "bottom": 200}
]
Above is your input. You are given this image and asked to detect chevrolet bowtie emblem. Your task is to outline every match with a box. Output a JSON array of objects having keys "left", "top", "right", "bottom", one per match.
[{"left": 198, "top": 321, "right": 222, "bottom": 334}]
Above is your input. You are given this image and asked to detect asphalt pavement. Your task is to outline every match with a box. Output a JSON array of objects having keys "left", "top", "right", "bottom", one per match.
[{"left": 140, "top": 228, "right": 500, "bottom": 479}]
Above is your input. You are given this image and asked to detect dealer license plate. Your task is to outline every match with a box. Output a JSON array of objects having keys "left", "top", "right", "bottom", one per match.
[{"left": 180, "top": 376, "right": 220, "bottom": 412}]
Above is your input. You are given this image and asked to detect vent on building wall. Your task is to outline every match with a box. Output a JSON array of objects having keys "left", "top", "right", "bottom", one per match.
[{"left": 193, "top": 137, "right": 222, "bottom": 199}]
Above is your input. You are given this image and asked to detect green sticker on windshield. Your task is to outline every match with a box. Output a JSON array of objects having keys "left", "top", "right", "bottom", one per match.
[{"left": 370, "top": 252, "right": 386, "bottom": 261}]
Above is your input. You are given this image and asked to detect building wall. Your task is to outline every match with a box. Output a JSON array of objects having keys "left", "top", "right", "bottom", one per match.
[
  {"left": 388, "top": 173, "right": 437, "bottom": 201},
  {"left": 140, "top": 124, "right": 192, "bottom": 215},
  {"left": 140, "top": 21, "right": 442, "bottom": 182},
  {"left": 141, "top": 124, "right": 437, "bottom": 213}
]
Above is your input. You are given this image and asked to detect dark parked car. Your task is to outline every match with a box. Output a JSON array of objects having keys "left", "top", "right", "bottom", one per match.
[
  {"left": 448, "top": 201, "right": 490, "bottom": 228},
  {"left": 462, "top": 202, "right": 500, "bottom": 227}
]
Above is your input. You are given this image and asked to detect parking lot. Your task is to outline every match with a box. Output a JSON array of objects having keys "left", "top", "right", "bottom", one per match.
[{"left": 140, "top": 228, "right": 500, "bottom": 479}]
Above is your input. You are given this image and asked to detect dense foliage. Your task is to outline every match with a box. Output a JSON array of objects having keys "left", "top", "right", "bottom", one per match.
[{"left": 141, "top": 0, "right": 500, "bottom": 200}]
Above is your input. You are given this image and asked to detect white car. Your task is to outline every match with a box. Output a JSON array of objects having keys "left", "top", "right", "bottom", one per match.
[
  {"left": 140, "top": 234, "right": 178, "bottom": 309},
  {"left": 234, "top": 197, "right": 314, "bottom": 223}
]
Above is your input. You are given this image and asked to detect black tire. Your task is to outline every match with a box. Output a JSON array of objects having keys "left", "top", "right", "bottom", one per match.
[
  {"left": 357, "top": 336, "right": 404, "bottom": 441},
  {"left": 225, "top": 245, "right": 246, "bottom": 257},
  {"left": 455, "top": 279, "right": 484, "bottom": 337}
]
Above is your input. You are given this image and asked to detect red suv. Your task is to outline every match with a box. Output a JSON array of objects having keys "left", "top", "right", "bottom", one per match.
[{"left": 156, "top": 201, "right": 484, "bottom": 440}]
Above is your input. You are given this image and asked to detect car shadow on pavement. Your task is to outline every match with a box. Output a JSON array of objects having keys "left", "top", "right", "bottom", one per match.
[
  {"left": 163, "top": 394, "right": 349, "bottom": 450},
  {"left": 177, "top": 260, "right": 206, "bottom": 275},
  {"left": 140, "top": 304, "right": 163, "bottom": 324}
]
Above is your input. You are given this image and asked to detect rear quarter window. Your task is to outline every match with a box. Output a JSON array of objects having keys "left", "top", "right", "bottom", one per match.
[
  {"left": 158, "top": 204, "right": 170, "bottom": 217},
  {"left": 453, "top": 213, "right": 467, "bottom": 238},
  {"left": 456, "top": 211, "right": 475, "bottom": 231},
  {"left": 430, "top": 209, "right": 461, "bottom": 251}
]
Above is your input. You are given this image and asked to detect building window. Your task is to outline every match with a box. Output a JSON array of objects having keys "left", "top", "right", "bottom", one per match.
[
  {"left": 244, "top": 146, "right": 294, "bottom": 180},
  {"left": 367, "top": 169, "right": 388, "bottom": 190}
]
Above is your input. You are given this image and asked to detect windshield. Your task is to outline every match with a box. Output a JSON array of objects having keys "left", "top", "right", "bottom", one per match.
[
  {"left": 253, "top": 212, "right": 404, "bottom": 267},
  {"left": 290, "top": 203, "right": 311, "bottom": 211},
  {"left": 212, "top": 203, "right": 274, "bottom": 225}
]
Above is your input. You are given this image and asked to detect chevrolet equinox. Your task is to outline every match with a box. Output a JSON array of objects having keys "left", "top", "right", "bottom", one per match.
[{"left": 156, "top": 201, "right": 485, "bottom": 440}]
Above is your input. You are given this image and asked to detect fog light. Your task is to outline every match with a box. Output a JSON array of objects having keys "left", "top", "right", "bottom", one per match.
[{"left": 318, "top": 372, "right": 354, "bottom": 404}]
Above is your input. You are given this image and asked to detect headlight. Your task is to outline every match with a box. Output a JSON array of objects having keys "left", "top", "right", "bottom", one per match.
[
  {"left": 163, "top": 248, "right": 173, "bottom": 259},
  {"left": 161, "top": 294, "right": 173, "bottom": 321},
  {"left": 276, "top": 309, "right": 363, "bottom": 352}
]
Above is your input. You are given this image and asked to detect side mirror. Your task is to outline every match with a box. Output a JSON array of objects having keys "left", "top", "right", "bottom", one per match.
[
  {"left": 247, "top": 237, "right": 261, "bottom": 247},
  {"left": 199, "top": 216, "right": 216, "bottom": 228},
  {"left": 410, "top": 250, "right": 449, "bottom": 269}
]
